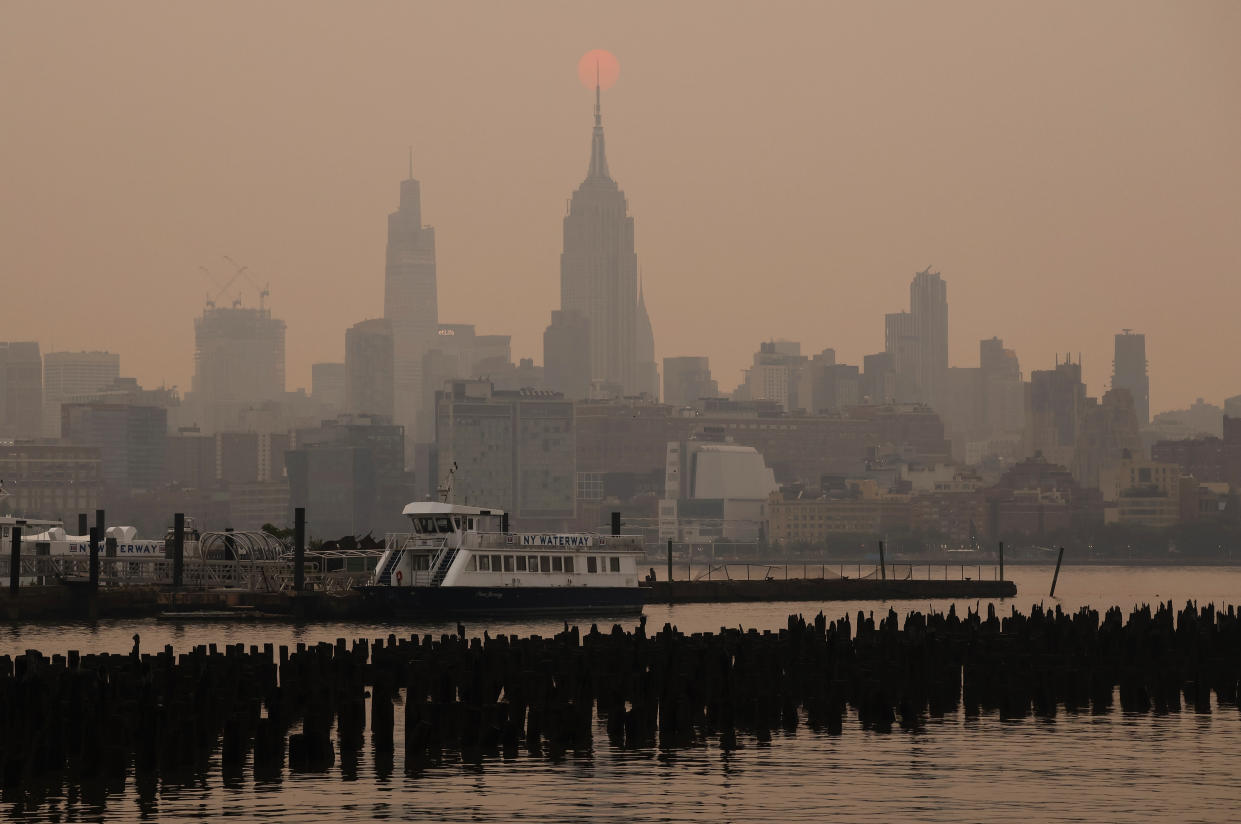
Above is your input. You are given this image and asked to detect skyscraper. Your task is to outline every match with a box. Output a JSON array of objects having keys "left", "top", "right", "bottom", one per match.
[
  {"left": 0, "top": 342, "right": 43, "bottom": 440},
  {"left": 1112, "top": 330, "right": 1149, "bottom": 425},
  {"left": 910, "top": 267, "right": 949, "bottom": 409},
  {"left": 43, "top": 351, "right": 121, "bottom": 437},
  {"left": 1025, "top": 355, "right": 1087, "bottom": 465},
  {"left": 345, "top": 318, "right": 394, "bottom": 419},
  {"left": 188, "top": 304, "right": 285, "bottom": 434},
  {"left": 883, "top": 311, "right": 919, "bottom": 403},
  {"left": 383, "top": 160, "right": 438, "bottom": 454},
  {"left": 310, "top": 362, "right": 346, "bottom": 414},
  {"left": 884, "top": 268, "right": 948, "bottom": 409},
  {"left": 559, "top": 77, "right": 642, "bottom": 395}
]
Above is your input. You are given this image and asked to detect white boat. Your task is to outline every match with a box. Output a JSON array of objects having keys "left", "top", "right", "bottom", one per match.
[{"left": 357, "top": 502, "right": 646, "bottom": 616}]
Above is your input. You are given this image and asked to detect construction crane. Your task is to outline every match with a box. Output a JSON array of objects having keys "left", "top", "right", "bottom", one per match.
[{"left": 195, "top": 257, "right": 270, "bottom": 310}]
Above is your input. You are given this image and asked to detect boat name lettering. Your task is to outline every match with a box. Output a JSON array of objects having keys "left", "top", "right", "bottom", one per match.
[
  {"left": 68, "top": 542, "right": 165, "bottom": 555},
  {"left": 517, "top": 534, "right": 593, "bottom": 547}
]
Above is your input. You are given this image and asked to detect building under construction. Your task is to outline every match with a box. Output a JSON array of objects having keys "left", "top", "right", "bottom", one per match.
[{"left": 188, "top": 304, "right": 286, "bottom": 433}]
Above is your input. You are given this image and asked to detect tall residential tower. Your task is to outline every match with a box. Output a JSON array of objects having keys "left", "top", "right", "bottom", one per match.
[{"left": 384, "top": 160, "right": 438, "bottom": 454}]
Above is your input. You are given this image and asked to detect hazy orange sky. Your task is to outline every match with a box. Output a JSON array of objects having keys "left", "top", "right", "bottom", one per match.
[{"left": 2, "top": 1, "right": 1238, "bottom": 414}]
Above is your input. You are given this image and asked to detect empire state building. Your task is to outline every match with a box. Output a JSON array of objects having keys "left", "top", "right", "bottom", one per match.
[{"left": 559, "top": 80, "right": 644, "bottom": 395}]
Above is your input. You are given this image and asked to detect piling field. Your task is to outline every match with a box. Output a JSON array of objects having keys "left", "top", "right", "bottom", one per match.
[{"left": 1, "top": 600, "right": 1238, "bottom": 806}]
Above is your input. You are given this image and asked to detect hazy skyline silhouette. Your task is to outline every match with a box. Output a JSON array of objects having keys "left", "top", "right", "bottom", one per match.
[{"left": 2, "top": 1, "right": 1238, "bottom": 413}]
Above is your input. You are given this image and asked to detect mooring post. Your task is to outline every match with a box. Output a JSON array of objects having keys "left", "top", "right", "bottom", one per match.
[
  {"left": 95, "top": 509, "right": 105, "bottom": 546},
  {"left": 666, "top": 539, "right": 673, "bottom": 605},
  {"left": 878, "top": 541, "right": 886, "bottom": 580},
  {"left": 998, "top": 541, "right": 1005, "bottom": 583},
  {"left": 88, "top": 526, "right": 100, "bottom": 589},
  {"left": 611, "top": 512, "right": 621, "bottom": 536},
  {"left": 9, "top": 521, "right": 23, "bottom": 596},
  {"left": 173, "top": 513, "right": 185, "bottom": 587},
  {"left": 78, "top": 513, "right": 88, "bottom": 537},
  {"left": 1050, "top": 546, "right": 1065, "bottom": 597},
  {"left": 294, "top": 507, "right": 306, "bottom": 592}
]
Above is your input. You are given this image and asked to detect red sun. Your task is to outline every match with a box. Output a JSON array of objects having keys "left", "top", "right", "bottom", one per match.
[{"left": 577, "top": 49, "right": 620, "bottom": 91}]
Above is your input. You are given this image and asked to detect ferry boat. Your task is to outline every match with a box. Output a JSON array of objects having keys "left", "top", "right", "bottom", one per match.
[{"left": 356, "top": 502, "right": 646, "bottom": 616}]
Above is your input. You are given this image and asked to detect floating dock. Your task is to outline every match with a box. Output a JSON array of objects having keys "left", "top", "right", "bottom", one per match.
[{"left": 2, "top": 575, "right": 1016, "bottom": 621}]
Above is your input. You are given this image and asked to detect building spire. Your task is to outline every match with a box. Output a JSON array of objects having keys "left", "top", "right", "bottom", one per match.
[{"left": 587, "top": 59, "right": 611, "bottom": 181}]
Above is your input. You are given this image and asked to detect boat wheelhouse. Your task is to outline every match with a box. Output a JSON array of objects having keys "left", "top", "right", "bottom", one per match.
[{"left": 359, "top": 502, "right": 646, "bottom": 616}]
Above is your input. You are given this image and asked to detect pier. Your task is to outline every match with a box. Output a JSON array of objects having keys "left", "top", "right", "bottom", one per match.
[{"left": 647, "top": 576, "right": 1015, "bottom": 603}]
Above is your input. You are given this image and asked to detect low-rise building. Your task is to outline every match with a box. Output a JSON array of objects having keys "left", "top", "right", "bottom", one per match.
[
  {"left": 765, "top": 484, "right": 911, "bottom": 545},
  {"left": 0, "top": 441, "right": 102, "bottom": 520}
]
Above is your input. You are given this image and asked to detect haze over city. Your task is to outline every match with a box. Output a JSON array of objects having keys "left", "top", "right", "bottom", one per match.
[
  {"left": 3, "top": 1, "right": 1239, "bottom": 413},
  {"left": 7, "top": 5, "right": 1241, "bottom": 823}
]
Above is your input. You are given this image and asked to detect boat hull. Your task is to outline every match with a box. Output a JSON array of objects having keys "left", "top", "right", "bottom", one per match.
[{"left": 354, "top": 584, "right": 644, "bottom": 617}]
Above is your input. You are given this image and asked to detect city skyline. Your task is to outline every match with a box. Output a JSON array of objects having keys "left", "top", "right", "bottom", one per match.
[{"left": 1, "top": 3, "right": 1239, "bottom": 414}]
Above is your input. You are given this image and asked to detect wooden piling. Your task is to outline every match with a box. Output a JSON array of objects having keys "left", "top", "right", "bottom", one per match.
[
  {"left": 1050, "top": 546, "right": 1065, "bottom": 597},
  {"left": 998, "top": 541, "right": 1005, "bottom": 583},
  {"left": 879, "top": 541, "right": 886, "bottom": 580},
  {"left": 666, "top": 539, "right": 673, "bottom": 605}
]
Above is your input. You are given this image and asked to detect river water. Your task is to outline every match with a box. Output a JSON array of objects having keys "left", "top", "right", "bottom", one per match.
[{"left": 4, "top": 565, "right": 1241, "bottom": 823}]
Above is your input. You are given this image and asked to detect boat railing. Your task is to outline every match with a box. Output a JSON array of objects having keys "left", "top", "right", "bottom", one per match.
[{"left": 384, "top": 533, "right": 449, "bottom": 551}]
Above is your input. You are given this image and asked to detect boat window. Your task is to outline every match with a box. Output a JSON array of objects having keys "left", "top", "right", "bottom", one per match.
[
  {"left": 539, "top": 556, "right": 551, "bottom": 573},
  {"left": 413, "top": 555, "right": 430, "bottom": 570},
  {"left": 436, "top": 517, "right": 454, "bottom": 533},
  {"left": 477, "top": 555, "right": 490, "bottom": 571},
  {"left": 564, "top": 557, "right": 574, "bottom": 574},
  {"left": 552, "top": 556, "right": 563, "bottom": 572},
  {"left": 490, "top": 555, "right": 502, "bottom": 571},
  {"left": 609, "top": 557, "right": 621, "bottom": 573},
  {"left": 515, "top": 556, "right": 527, "bottom": 572},
  {"left": 587, "top": 556, "right": 598, "bottom": 574},
  {"left": 467, "top": 518, "right": 475, "bottom": 531},
  {"left": 503, "top": 555, "right": 514, "bottom": 572},
  {"left": 528, "top": 555, "right": 540, "bottom": 571},
  {"left": 453, "top": 517, "right": 462, "bottom": 531}
]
